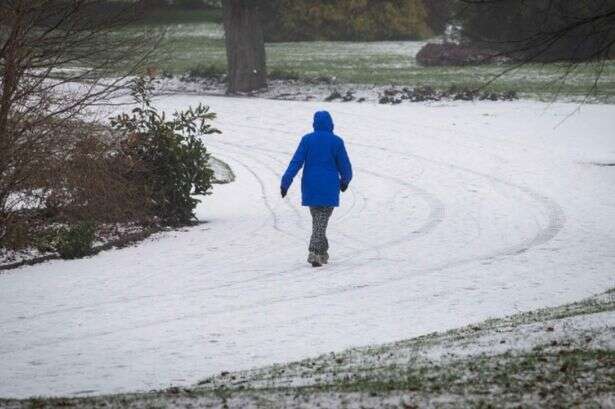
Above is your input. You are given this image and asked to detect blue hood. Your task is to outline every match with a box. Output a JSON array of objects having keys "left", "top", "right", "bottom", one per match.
[{"left": 313, "top": 111, "right": 334, "bottom": 132}]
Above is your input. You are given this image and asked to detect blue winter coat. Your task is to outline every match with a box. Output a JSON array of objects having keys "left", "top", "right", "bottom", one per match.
[{"left": 281, "top": 111, "right": 353, "bottom": 207}]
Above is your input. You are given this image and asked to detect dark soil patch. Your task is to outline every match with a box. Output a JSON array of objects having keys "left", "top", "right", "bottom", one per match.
[{"left": 378, "top": 86, "right": 517, "bottom": 104}]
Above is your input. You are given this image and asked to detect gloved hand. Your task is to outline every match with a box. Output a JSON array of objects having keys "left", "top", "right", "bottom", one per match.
[
  {"left": 281, "top": 187, "right": 288, "bottom": 198},
  {"left": 340, "top": 182, "right": 349, "bottom": 192}
]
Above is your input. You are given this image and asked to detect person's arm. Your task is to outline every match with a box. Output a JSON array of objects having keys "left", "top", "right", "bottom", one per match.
[
  {"left": 336, "top": 140, "right": 353, "bottom": 191},
  {"left": 281, "top": 137, "right": 308, "bottom": 193}
]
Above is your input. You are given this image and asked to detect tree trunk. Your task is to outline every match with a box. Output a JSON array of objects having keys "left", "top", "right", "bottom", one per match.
[{"left": 222, "top": 0, "right": 267, "bottom": 93}]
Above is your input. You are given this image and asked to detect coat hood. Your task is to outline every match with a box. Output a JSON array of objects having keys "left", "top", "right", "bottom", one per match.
[{"left": 313, "top": 111, "right": 334, "bottom": 132}]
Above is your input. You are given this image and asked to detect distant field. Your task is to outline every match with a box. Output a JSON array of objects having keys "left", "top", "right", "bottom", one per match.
[{"left": 118, "top": 22, "right": 615, "bottom": 101}]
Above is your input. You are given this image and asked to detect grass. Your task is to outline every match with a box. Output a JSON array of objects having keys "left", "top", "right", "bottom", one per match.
[
  {"left": 326, "top": 349, "right": 615, "bottom": 397},
  {"left": 5, "top": 350, "right": 613, "bottom": 408},
  {"left": 107, "top": 21, "right": 615, "bottom": 101},
  {"left": 2, "top": 289, "right": 613, "bottom": 408}
]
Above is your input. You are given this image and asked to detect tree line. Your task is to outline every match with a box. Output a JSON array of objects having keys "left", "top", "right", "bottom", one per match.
[{"left": 222, "top": 0, "right": 614, "bottom": 92}]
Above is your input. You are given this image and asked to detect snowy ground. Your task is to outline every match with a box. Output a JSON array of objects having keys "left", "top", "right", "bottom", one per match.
[
  {"left": 1, "top": 96, "right": 614, "bottom": 398},
  {"left": 3, "top": 285, "right": 613, "bottom": 408}
]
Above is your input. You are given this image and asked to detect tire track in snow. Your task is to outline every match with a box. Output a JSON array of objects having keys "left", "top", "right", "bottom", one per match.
[
  {"left": 348, "top": 140, "right": 566, "bottom": 255},
  {"left": 213, "top": 142, "right": 370, "bottom": 258},
  {"left": 212, "top": 144, "right": 309, "bottom": 232},
  {"left": 240, "top": 104, "right": 565, "bottom": 258},
  {"left": 0, "top": 190, "right": 561, "bottom": 356},
  {"left": 223, "top": 150, "right": 305, "bottom": 244},
  {"left": 209, "top": 137, "right": 368, "bottom": 227},
  {"left": 213, "top": 142, "right": 369, "bottom": 253},
  {"left": 211, "top": 139, "right": 445, "bottom": 266},
  {"left": 214, "top": 117, "right": 564, "bottom": 278},
  {"left": 0, "top": 105, "right": 565, "bottom": 355},
  {"left": 0, "top": 141, "right": 363, "bottom": 329},
  {"left": 205, "top": 140, "right": 447, "bottom": 288},
  {"left": 0, "top": 143, "right": 446, "bottom": 346},
  {"left": 328, "top": 105, "right": 566, "bottom": 258},
  {"left": 0, "top": 152, "right": 309, "bottom": 327},
  {"left": 2, "top": 122, "right": 564, "bottom": 335}
]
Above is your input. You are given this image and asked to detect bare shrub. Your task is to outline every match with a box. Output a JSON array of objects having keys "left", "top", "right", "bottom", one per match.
[
  {"left": 0, "top": 0, "right": 156, "bottom": 242},
  {"left": 41, "top": 122, "right": 152, "bottom": 225}
]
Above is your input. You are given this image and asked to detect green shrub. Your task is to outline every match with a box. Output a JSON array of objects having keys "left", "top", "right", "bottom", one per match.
[
  {"left": 33, "top": 228, "right": 57, "bottom": 253},
  {"left": 54, "top": 222, "right": 96, "bottom": 259},
  {"left": 261, "top": 0, "right": 432, "bottom": 42},
  {"left": 111, "top": 76, "right": 220, "bottom": 226}
]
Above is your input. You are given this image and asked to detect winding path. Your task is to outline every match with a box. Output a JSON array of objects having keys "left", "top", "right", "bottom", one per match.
[{"left": 1, "top": 96, "right": 614, "bottom": 398}]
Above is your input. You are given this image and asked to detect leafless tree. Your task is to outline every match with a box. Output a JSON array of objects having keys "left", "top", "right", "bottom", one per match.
[
  {"left": 458, "top": 0, "right": 615, "bottom": 96},
  {"left": 459, "top": 0, "right": 615, "bottom": 58},
  {"left": 0, "top": 0, "right": 156, "bottom": 241}
]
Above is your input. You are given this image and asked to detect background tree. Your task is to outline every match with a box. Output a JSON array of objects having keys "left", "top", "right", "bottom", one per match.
[
  {"left": 260, "top": 0, "right": 433, "bottom": 42},
  {"left": 455, "top": 0, "right": 615, "bottom": 97},
  {"left": 457, "top": 0, "right": 615, "bottom": 62},
  {"left": 422, "top": 0, "right": 453, "bottom": 35},
  {"left": 222, "top": 0, "right": 267, "bottom": 93}
]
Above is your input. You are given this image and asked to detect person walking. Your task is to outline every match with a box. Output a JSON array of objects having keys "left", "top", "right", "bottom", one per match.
[{"left": 281, "top": 111, "right": 353, "bottom": 267}]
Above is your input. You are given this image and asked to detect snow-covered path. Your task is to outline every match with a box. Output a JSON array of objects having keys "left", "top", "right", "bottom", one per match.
[{"left": 1, "top": 97, "right": 614, "bottom": 398}]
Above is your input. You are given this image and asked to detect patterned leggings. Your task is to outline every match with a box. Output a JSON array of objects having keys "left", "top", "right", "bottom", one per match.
[{"left": 309, "top": 207, "right": 334, "bottom": 255}]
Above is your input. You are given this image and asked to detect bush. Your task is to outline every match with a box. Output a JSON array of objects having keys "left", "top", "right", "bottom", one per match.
[
  {"left": 54, "top": 222, "right": 96, "bottom": 259},
  {"left": 41, "top": 122, "right": 151, "bottom": 225},
  {"left": 111, "top": 76, "right": 220, "bottom": 226},
  {"left": 260, "top": 0, "right": 432, "bottom": 42},
  {"left": 0, "top": 118, "right": 152, "bottom": 254},
  {"left": 0, "top": 114, "right": 158, "bottom": 263}
]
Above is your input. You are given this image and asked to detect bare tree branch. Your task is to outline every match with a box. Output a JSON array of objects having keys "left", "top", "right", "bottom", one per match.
[{"left": 0, "top": 0, "right": 159, "bottom": 239}]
